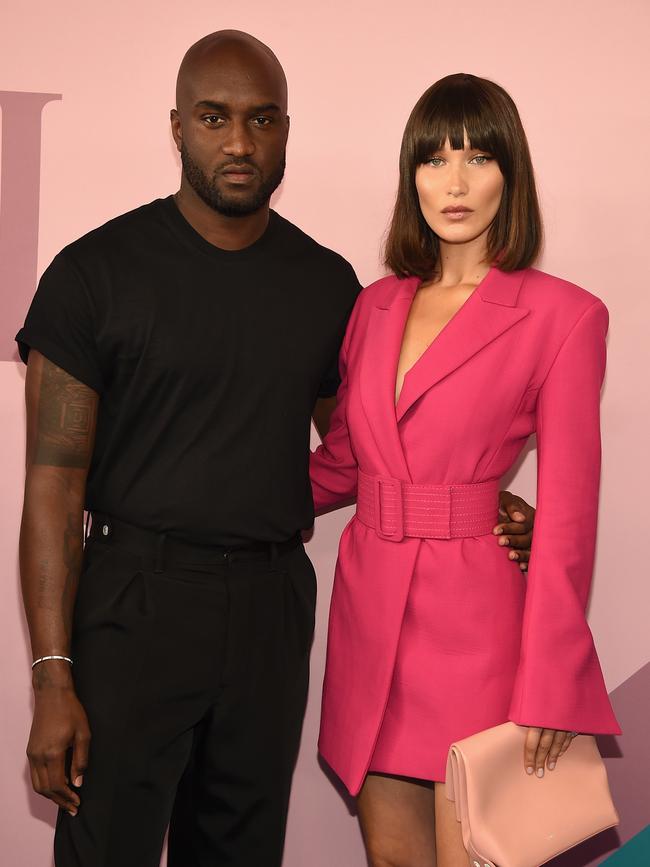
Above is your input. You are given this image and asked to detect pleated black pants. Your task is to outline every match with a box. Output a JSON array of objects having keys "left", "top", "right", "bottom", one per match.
[{"left": 54, "top": 523, "right": 316, "bottom": 867}]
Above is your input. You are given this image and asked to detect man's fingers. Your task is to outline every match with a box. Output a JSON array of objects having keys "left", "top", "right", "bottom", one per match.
[
  {"left": 43, "top": 752, "right": 79, "bottom": 814},
  {"left": 495, "top": 532, "right": 532, "bottom": 559},
  {"left": 494, "top": 530, "right": 532, "bottom": 565},
  {"left": 497, "top": 490, "right": 535, "bottom": 531},
  {"left": 495, "top": 520, "right": 532, "bottom": 538},
  {"left": 29, "top": 760, "right": 43, "bottom": 796},
  {"left": 498, "top": 488, "right": 527, "bottom": 520},
  {"left": 27, "top": 747, "right": 50, "bottom": 796},
  {"left": 495, "top": 524, "right": 533, "bottom": 548},
  {"left": 36, "top": 762, "right": 54, "bottom": 801},
  {"left": 71, "top": 728, "right": 90, "bottom": 789}
]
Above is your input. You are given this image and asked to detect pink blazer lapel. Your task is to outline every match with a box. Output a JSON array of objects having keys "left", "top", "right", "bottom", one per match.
[
  {"left": 359, "top": 277, "right": 418, "bottom": 482},
  {"left": 395, "top": 267, "right": 531, "bottom": 422}
]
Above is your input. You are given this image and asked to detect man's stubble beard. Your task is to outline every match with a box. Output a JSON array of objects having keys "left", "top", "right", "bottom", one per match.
[{"left": 180, "top": 142, "right": 286, "bottom": 217}]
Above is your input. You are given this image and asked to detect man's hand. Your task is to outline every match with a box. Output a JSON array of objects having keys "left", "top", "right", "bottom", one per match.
[
  {"left": 27, "top": 661, "right": 90, "bottom": 817},
  {"left": 494, "top": 490, "right": 536, "bottom": 571},
  {"left": 21, "top": 351, "right": 98, "bottom": 814}
]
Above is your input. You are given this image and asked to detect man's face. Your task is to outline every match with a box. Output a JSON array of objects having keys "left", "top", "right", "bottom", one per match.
[{"left": 172, "top": 50, "right": 289, "bottom": 217}]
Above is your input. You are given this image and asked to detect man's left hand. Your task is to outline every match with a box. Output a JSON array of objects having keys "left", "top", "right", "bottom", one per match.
[{"left": 494, "top": 491, "right": 536, "bottom": 572}]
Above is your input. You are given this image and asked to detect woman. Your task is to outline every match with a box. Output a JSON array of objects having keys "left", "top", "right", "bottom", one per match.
[{"left": 310, "top": 74, "right": 621, "bottom": 867}]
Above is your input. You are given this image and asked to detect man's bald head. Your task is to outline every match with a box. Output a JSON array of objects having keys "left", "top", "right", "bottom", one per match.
[
  {"left": 175, "top": 30, "right": 288, "bottom": 114},
  {"left": 170, "top": 30, "right": 289, "bottom": 218}
]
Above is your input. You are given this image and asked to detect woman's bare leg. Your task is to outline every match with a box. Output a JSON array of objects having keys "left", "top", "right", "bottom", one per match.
[
  {"left": 433, "top": 782, "right": 470, "bottom": 867},
  {"left": 357, "top": 773, "right": 437, "bottom": 867}
]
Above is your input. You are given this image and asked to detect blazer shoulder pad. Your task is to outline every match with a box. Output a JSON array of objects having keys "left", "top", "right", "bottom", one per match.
[
  {"left": 520, "top": 268, "right": 608, "bottom": 352},
  {"left": 522, "top": 267, "right": 606, "bottom": 317}
]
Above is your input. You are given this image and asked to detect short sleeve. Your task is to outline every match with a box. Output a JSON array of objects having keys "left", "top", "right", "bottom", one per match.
[{"left": 15, "top": 251, "right": 104, "bottom": 393}]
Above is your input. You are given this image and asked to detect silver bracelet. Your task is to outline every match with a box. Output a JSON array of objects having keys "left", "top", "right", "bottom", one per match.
[{"left": 32, "top": 655, "right": 73, "bottom": 669}]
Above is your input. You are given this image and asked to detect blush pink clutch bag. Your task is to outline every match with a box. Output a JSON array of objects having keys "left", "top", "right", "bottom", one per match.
[{"left": 445, "top": 722, "right": 619, "bottom": 867}]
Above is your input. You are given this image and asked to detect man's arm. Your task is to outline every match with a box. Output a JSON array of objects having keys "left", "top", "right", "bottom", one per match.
[
  {"left": 21, "top": 350, "right": 98, "bottom": 816},
  {"left": 312, "top": 396, "right": 337, "bottom": 441}
]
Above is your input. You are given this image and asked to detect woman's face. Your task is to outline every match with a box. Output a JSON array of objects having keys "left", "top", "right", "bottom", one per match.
[{"left": 415, "top": 136, "right": 505, "bottom": 248}]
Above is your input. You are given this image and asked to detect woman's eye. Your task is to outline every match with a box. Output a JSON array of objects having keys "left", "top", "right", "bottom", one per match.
[
  {"left": 470, "top": 154, "right": 492, "bottom": 165},
  {"left": 427, "top": 157, "right": 444, "bottom": 167}
]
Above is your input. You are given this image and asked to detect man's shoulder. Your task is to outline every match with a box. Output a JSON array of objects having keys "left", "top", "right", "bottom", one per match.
[
  {"left": 59, "top": 198, "right": 167, "bottom": 265},
  {"left": 271, "top": 211, "right": 359, "bottom": 282}
]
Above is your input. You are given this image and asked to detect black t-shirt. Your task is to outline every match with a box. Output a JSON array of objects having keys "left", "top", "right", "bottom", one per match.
[{"left": 16, "top": 196, "right": 361, "bottom": 545}]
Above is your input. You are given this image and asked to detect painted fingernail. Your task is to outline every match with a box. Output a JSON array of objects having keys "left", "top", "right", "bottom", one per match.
[
  {"left": 499, "top": 537, "right": 508, "bottom": 546},
  {"left": 548, "top": 762, "right": 556, "bottom": 770},
  {"left": 73, "top": 776, "right": 83, "bottom": 787},
  {"left": 68, "top": 809, "right": 77, "bottom": 817},
  {"left": 526, "top": 766, "right": 534, "bottom": 775},
  {"left": 494, "top": 526, "right": 503, "bottom": 535},
  {"left": 537, "top": 768, "right": 544, "bottom": 778}
]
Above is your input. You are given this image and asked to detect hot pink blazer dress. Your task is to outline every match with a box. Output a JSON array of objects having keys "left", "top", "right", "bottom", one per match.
[{"left": 309, "top": 266, "right": 621, "bottom": 796}]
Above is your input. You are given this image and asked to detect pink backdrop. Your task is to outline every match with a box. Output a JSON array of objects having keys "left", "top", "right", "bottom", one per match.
[{"left": 1, "top": 1, "right": 649, "bottom": 864}]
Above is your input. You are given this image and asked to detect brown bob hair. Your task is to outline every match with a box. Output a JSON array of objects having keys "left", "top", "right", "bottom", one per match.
[{"left": 384, "top": 73, "right": 543, "bottom": 280}]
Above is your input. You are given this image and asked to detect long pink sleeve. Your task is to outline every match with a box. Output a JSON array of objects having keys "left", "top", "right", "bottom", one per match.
[
  {"left": 310, "top": 318, "right": 359, "bottom": 513},
  {"left": 508, "top": 300, "right": 621, "bottom": 734}
]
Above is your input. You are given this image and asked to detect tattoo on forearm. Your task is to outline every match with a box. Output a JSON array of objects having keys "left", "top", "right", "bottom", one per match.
[{"left": 34, "top": 360, "right": 97, "bottom": 468}]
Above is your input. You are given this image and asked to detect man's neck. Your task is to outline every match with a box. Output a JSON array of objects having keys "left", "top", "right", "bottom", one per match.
[{"left": 173, "top": 184, "right": 270, "bottom": 251}]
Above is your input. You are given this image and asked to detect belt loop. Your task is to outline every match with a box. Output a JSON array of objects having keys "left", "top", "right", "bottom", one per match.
[
  {"left": 154, "top": 532, "right": 167, "bottom": 574},
  {"left": 443, "top": 487, "right": 452, "bottom": 539},
  {"left": 373, "top": 476, "right": 404, "bottom": 542}
]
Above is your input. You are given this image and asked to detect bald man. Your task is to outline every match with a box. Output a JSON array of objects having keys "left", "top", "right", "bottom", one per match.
[
  {"left": 16, "top": 30, "right": 364, "bottom": 866},
  {"left": 16, "top": 29, "right": 536, "bottom": 867}
]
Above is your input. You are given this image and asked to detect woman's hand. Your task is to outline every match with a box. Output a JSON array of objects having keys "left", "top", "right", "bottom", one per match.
[{"left": 524, "top": 727, "right": 577, "bottom": 777}]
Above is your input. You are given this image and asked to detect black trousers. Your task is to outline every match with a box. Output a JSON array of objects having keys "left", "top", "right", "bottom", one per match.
[{"left": 54, "top": 519, "right": 316, "bottom": 867}]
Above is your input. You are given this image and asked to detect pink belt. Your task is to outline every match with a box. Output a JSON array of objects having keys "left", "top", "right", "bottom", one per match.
[{"left": 356, "top": 470, "right": 499, "bottom": 542}]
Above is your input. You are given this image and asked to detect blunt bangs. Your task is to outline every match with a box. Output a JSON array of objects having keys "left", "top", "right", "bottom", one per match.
[
  {"left": 386, "top": 73, "right": 543, "bottom": 280},
  {"left": 411, "top": 84, "right": 507, "bottom": 168}
]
